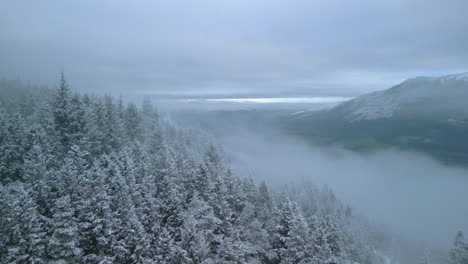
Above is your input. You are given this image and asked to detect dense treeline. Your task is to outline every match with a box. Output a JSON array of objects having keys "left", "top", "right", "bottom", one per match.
[{"left": 1, "top": 76, "right": 391, "bottom": 263}]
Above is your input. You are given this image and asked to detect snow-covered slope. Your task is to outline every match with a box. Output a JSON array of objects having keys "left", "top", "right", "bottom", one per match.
[
  {"left": 332, "top": 72, "right": 468, "bottom": 122},
  {"left": 286, "top": 72, "right": 468, "bottom": 165}
]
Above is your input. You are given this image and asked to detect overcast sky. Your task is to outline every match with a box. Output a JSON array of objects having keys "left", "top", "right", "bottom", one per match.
[{"left": 1, "top": 0, "right": 468, "bottom": 98}]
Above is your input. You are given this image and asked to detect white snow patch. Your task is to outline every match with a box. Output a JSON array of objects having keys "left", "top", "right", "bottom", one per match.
[{"left": 337, "top": 72, "right": 468, "bottom": 122}]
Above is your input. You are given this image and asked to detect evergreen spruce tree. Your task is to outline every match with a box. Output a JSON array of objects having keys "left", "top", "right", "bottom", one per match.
[
  {"left": 4, "top": 185, "right": 48, "bottom": 263},
  {"left": 180, "top": 193, "right": 216, "bottom": 264},
  {"left": 272, "top": 198, "right": 313, "bottom": 264},
  {"left": 124, "top": 102, "right": 143, "bottom": 142},
  {"left": 48, "top": 195, "right": 82, "bottom": 263},
  {"left": 68, "top": 95, "right": 86, "bottom": 147},
  {"left": 223, "top": 169, "right": 244, "bottom": 218},
  {"left": 0, "top": 111, "right": 27, "bottom": 182},
  {"left": 450, "top": 231, "right": 468, "bottom": 264},
  {"left": 237, "top": 197, "right": 270, "bottom": 261},
  {"left": 77, "top": 163, "right": 115, "bottom": 263},
  {"left": 141, "top": 96, "right": 154, "bottom": 116},
  {"left": 53, "top": 73, "right": 73, "bottom": 152},
  {"left": 417, "top": 246, "right": 431, "bottom": 264},
  {"left": 103, "top": 95, "right": 121, "bottom": 151}
]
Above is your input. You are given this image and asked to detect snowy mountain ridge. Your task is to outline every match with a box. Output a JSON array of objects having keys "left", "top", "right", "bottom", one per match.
[{"left": 331, "top": 72, "right": 468, "bottom": 122}]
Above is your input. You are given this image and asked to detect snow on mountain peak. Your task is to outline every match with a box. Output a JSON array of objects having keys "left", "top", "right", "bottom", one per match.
[
  {"left": 333, "top": 72, "right": 468, "bottom": 122},
  {"left": 442, "top": 72, "right": 468, "bottom": 82}
]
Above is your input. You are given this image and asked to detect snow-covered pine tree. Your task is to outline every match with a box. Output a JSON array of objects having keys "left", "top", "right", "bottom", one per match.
[
  {"left": 417, "top": 246, "right": 431, "bottom": 264},
  {"left": 237, "top": 195, "right": 270, "bottom": 262},
  {"left": 103, "top": 95, "right": 122, "bottom": 151},
  {"left": 3, "top": 184, "right": 48, "bottom": 263},
  {"left": 67, "top": 95, "right": 86, "bottom": 147},
  {"left": 124, "top": 102, "right": 143, "bottom": 143},
  {"left": 256, "top": 181, "right": 275, "bottom": 233},
  {"left": 48, "top": 195, "right": 82, "bottom": 263},
  {"left": 180, "top": 192, "right": 215, "bottom": 264},
  {"left": 0, "top": 111, "right": 27, "bottom": 182},
  {"left": 272, "top": 197, "right": 313, "bottom": 264},
  {"left": 52, "top": 73, "right": 74, "bottom": 152},
  {"left": 141, "top": 96, "right": 154, "bottom": 117},
  {"left": 76, "top": 162, "right": 115, "bottom": 263},
  {"left": 450, "top": 231, "right": 468, "bottom": 264}
]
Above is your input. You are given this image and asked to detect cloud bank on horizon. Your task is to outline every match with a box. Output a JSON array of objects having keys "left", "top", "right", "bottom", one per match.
[{"left": 1, "top": 0, "right": 468, "bottom": 97}]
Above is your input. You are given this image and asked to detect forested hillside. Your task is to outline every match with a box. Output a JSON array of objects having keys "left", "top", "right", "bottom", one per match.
[
  {"left": 1, "top": 76, "right": 394, "bottom": 263},
  {"left": 286, "top": 73, "right": 468, "bottom": 165}
]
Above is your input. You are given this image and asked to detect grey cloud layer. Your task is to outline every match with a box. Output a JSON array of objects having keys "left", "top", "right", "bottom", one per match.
[{"left": 1, "top": 0, "right": 468, "bottom": 96}]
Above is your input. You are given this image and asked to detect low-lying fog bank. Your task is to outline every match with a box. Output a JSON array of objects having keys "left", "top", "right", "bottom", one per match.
[
  {"left": 164, "top": 99, "right": 468, "bottom": 252},
  {"left": 215, "top": 127, "right": 468, "bottom": 250}
]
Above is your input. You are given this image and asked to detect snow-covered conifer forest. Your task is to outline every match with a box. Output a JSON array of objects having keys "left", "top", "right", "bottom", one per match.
[{"left": 1, "top": 77, "right": 467, "bottom": 264}]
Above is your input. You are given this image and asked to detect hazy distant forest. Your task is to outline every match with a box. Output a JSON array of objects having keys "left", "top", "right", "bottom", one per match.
[{"left": 1, "top": 76, "right": 467, "bottom": 264}]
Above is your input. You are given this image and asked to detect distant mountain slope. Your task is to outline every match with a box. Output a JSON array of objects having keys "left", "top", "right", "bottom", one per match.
[
  {"left": 287, "top": 73, "right": 468, "bottom": 165},
  {"left": 334, "top": 72, "right": 468, "bottom": 122}
]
